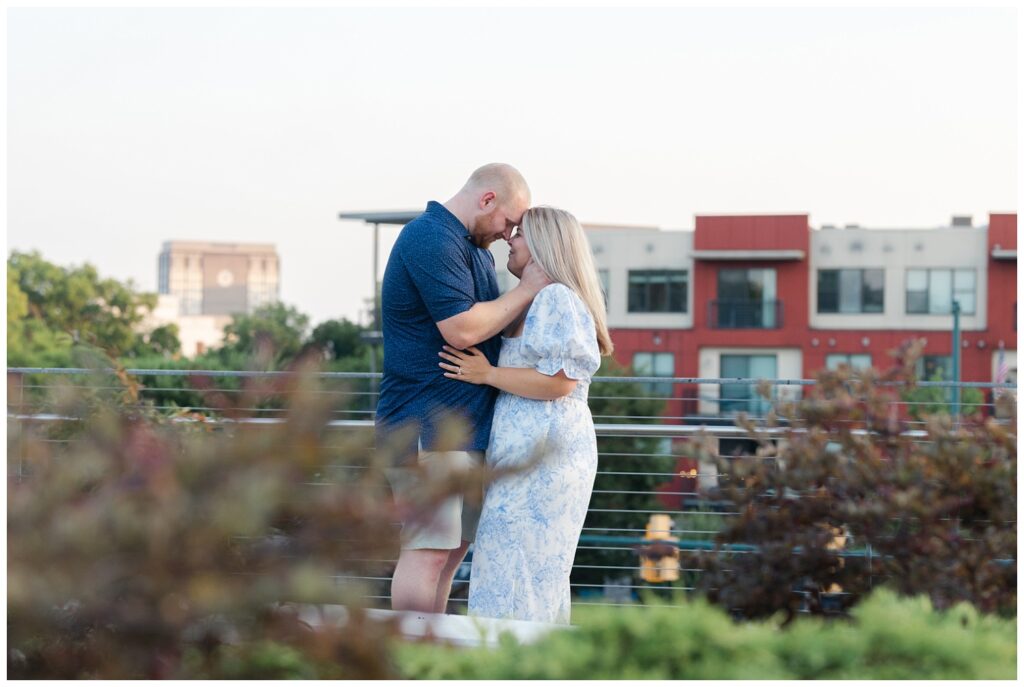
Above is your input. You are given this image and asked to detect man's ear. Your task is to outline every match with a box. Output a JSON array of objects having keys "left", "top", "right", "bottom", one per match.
[{"left": 479, "top": 191, "right": 496, "bottom": 210}]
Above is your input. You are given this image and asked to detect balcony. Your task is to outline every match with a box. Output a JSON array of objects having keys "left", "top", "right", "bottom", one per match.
[{"left": 708, "top": 299, "right": 783, "bottom": 329}]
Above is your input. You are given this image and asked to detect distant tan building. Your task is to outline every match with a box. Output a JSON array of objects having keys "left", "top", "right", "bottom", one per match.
[
  {"left": 150, "top": 241, "right": 280, "bottom": 356},
  {"left": 142, "top": 294, "right": 230, "bottom": 357},
  {"left": 158, "top": 240, "right": 279, "bottom": 316}
]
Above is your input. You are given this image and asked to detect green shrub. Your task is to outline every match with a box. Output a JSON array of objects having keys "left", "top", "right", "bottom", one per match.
[{"left": 394, "top": 589, "right": 1016, "bottom": 680}]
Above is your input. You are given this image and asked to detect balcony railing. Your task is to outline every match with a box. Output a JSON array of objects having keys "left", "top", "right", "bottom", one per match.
[
  {"left": 709, "top": 299, "right": 783, "bottom": 329},
  {"left": 7, "top": 368, "right": 1016, "bottom": 612}
]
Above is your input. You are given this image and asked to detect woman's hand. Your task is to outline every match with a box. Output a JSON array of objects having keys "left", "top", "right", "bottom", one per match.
[{"left": 438, "top": 345, "right": 494, "bottom": 385}]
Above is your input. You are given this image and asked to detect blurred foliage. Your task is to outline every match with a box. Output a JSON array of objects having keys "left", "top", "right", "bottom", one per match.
[
  {"left": 7, "top": 251, "right": 175, "bottom": 366},
  {"left": 7, "top": 357, "right": 536, "bottom": 679},
  {"left": 394, "top": 588, "right": 1016, "bottom": 679},
  {"left": 691, "top": 339, "right": 1016, "bottom": 621},
  {"left": 7, "top": 361, "right": 440, "bottom": 678}
]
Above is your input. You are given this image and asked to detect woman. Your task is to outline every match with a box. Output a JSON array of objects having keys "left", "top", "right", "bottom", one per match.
[{"left": 437, "top": 206, "right": 613, "bottom": 624}]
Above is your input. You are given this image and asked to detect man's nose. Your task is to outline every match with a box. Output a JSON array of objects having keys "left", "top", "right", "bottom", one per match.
[{"left": 501, "top": 227, "right": 513, "bottom": 241}]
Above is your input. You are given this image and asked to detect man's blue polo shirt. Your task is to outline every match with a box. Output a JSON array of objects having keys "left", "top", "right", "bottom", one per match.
[{"left": 376, "top": 201, "right": 501, "bottom": 459}]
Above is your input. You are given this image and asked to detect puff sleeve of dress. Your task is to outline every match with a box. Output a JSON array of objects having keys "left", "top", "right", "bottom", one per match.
[{"left": 520, "top": 283, "right": 601, "bottom": 381}]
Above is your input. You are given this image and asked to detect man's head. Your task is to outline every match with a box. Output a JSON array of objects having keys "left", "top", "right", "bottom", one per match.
[{"left": 453, "top": 163, "right": 531, "bottom": 249}]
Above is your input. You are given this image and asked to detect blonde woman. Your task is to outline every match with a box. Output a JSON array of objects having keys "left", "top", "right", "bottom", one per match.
[{"left": 438, "top": 206, "right": 612, "bottom": 624}]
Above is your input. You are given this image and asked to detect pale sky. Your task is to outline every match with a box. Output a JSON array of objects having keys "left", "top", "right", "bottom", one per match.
[{"left": 7, "top": 6, "right": 1018, "bottom": 326}]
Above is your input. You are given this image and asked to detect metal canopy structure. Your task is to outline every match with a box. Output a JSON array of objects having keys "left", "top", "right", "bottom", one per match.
[
  {"left": 337, "top": 209, "right": 423, "bottom": 386},
  {"left": 337, "top": 209, "right": 420, "bottom": 328},
  {"left": 337, "top": 210, "right": 419, "bottom": 226}
]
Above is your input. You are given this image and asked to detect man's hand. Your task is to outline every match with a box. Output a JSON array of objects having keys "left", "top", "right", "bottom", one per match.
[{"left": 519, "top": 258, "right": 552, "bottom": 295}]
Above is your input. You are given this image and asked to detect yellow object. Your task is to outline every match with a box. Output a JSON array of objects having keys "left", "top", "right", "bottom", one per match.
[
  {"left": 824, "top": 525, "right": 846, "bottom": 594},
  {"left": 640, "top": 514, "right": 680, "bottom": 583}
]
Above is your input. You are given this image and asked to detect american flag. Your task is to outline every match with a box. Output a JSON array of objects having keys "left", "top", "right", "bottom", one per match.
[{"left": 996, "top": 346, "right": 1010, "bottom": 385}]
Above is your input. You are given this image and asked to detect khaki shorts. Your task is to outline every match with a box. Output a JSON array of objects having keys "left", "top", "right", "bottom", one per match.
[{"left": 385, "top": 448, "right": 484, "bottom": 551}]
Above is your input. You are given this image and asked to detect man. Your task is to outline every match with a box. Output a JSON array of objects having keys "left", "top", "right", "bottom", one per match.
[{"left": 377, "top": 163, "right": 550, "bottom": 613}]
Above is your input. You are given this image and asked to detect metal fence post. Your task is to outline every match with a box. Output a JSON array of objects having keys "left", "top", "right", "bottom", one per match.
[{"left": 952, "top": 300, "right": 961, "bottom": 427}]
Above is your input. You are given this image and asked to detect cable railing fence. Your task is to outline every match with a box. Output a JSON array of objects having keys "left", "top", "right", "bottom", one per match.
[{"left": 7, "top": 367, "right": 1017, "bottom": 612}]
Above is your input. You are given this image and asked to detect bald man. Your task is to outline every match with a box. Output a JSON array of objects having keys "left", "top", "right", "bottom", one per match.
[{"left": 377, "top": 163, "right": 550, "bottom": 613}]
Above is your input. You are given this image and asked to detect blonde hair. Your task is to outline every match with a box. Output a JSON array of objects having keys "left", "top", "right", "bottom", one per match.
[{"left": 521, "top": 206, "right": 614, "bottom": 356}]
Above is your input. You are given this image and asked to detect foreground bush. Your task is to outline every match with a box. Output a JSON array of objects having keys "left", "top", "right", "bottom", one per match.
[
  {"left": 395, "top": 589, "right": 1016, "bottom": 680},
  {"left": 7, "top": 362, "right": 466, "bottom": 679},
  {"left": 691, "top": 340, "right": 1016, "bottom": 620}
]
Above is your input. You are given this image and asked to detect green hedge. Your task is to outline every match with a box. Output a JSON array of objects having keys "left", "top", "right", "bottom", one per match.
[{"left": 395, "top": 589, "right": 1017, "bottom": 680}]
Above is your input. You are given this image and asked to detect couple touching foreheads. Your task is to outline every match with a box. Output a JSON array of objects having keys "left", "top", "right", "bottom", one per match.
[{"left": 376, "top": 163, "right": 612, "bottom": 625}]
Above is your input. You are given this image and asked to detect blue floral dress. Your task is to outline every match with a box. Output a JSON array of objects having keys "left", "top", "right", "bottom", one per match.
[{"left": 467, "top": 283, "right": 601, "bottom": 624}]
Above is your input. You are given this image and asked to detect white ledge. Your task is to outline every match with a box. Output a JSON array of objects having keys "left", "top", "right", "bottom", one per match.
[
  {"left": 991, "top": 248, "right": 1017, "bottom": 260},
  {"left": 691, "top": 249, "right": 806, "bottom": 261},
  {"left": 292, "top": 604, "right": 573, "bottom": 648}
]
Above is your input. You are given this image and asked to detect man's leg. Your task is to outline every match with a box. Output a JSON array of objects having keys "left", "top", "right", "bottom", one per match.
[
  {"left": 433, "top": 540, "right": 471, "bottom": 613},
  {"left": 388, "top": 449, "right": 481, "bottom": 613},
  {"left": 391, "top": 548, "right": 450, "bottom": 612}
]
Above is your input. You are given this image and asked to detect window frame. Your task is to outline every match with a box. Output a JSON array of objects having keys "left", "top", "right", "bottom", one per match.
[
  {"left": 627, "top": 269, "right": 688, "bottom": 314},
  {"left": 905, "top": 268, "right": 977, "bottom": 315},
  {"left": 817, "top": 268, "right": 885, "bottom": 314},
  {"left": 825, "top": 353, "right": 873, "bottom": 371},
  {"left": 632, "top": 351, "right": 676, "bottom": 397}
]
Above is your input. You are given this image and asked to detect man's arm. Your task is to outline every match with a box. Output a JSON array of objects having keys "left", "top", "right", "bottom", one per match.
[
  {"left": 436, "top": 284, "right": 533, "bottom": 349},
  {"left": 436, "top": 260, "right": 550, "bottom": 349}
]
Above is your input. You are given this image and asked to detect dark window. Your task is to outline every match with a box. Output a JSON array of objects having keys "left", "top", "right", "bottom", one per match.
[
  {"left": 718, "top": 268, "right": 775, "bottom": 302},
  {"left": 818, "top": 270, "right": 839, "bottom": 313},
  {"left": 715, "top": 268, "right": 778, "bottom": 328},
  {"left": 918, "top": 355, "right": 953, "bottom": 381},
  {"left": 627, "top": 270, "right": 687, "bottom": 313},
  {"left": 817, "top": 269, "right": 884, "bottom": 313}
]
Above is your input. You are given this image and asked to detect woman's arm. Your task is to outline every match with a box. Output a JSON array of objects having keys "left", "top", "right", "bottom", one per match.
[
  {"left": 483, "top": 366, "right": 577, "bottom": 401},
  {"left": 439, "top": 345, "right": 577, "bottom": 401}
]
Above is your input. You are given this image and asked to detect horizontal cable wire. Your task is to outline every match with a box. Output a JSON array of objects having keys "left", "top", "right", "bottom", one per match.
[{"left": 8, "top": 367, "right": 1015, "bottom": 610}]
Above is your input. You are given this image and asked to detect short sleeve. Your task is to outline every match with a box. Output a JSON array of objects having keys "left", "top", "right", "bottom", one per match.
[
  {"left": 521, "top": 284, "right": 601, "bottom": 381},
  {"left": 401, "top": 235, "right": 476, "bottom": 323}
]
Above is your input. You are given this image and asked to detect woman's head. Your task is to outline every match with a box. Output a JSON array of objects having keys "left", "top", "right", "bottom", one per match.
[{"left": 512, "top": 206, "right": 613, "bottom": 356}]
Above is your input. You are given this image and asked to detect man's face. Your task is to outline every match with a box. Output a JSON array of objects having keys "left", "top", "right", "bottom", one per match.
[{"left": 470, "top": 193, "right": 529, "bottom": 249}]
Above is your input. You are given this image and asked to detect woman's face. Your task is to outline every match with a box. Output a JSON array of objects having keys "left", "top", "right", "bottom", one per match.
[{"left": 506, "top": 226, "right": 533, "bottom": 278}]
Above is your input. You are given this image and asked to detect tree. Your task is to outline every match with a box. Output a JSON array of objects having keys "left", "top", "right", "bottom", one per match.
[
  {"left": 217, "top": 302, "right": 310, "bottom": 368},
  {"left": 139, "top": 324, "right": 182, "bottom": 357},
  {"left": 307, "top": 318, "right": 366, "bottom": 361},
  {"left": 7, "top": 251, "right": 177, "bottom": 366}
]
